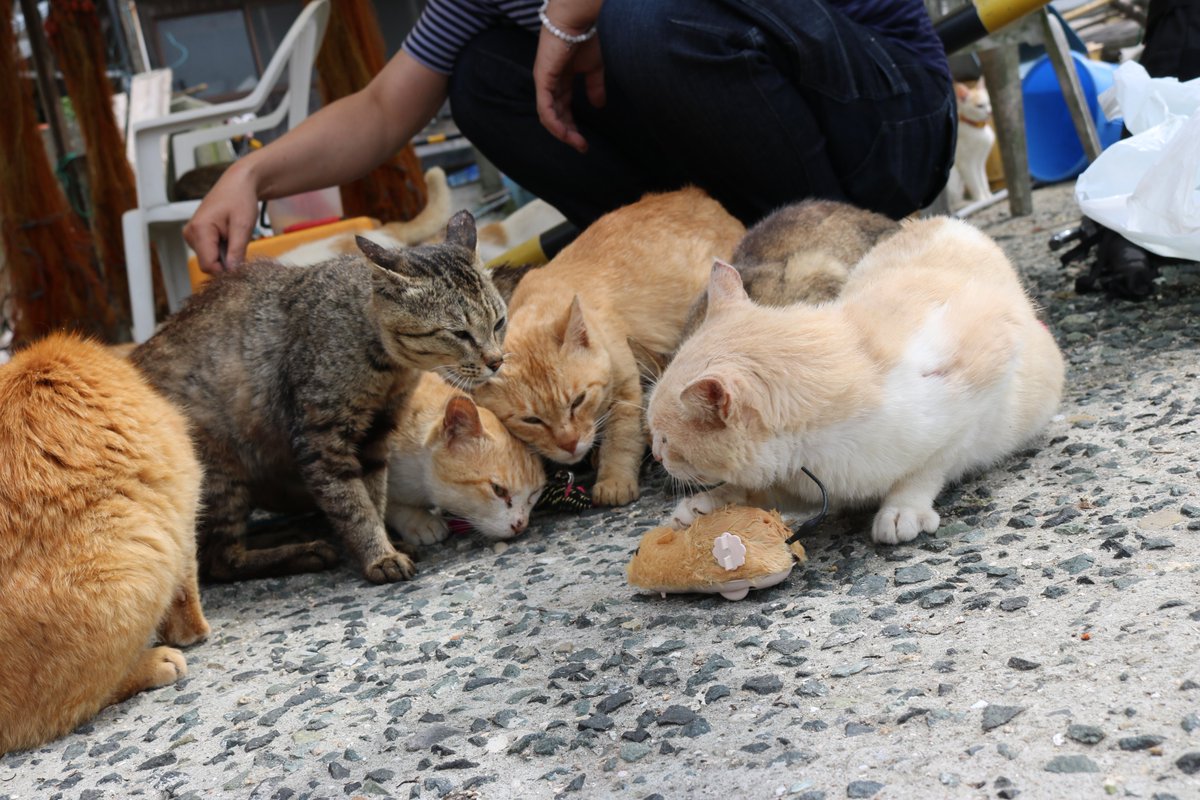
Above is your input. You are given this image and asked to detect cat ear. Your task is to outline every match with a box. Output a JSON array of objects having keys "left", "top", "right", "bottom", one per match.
[
  {"left": 706, "top": 259, "right": 748, "bottom": 317},
  {"left": 442, "top": 395, "right": 484, "bottom": 446},
  {"left": 681, "top": 375, "right": 732, "bottom": 427},
  {"left": 445, "top": 209, "right": 478, "bottom": 252},
  {"left": 954, "top": 82, "right": 970, "bottom": 101},
  {"left": 974, "top": 75, "right": 987, "bottom": 93},
  {"left": 356, "top": 235, "right": 403, "bottom": 270},
  {"left": 561, "top": 295, "right": 590, "bottom": 349}
]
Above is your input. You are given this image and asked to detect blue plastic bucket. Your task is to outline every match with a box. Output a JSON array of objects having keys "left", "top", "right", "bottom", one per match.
[{"left": 1021, "top": 53, "right": 1124, "bottom": 183}]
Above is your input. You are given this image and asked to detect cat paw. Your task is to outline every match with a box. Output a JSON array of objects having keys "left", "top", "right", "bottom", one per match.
[
  {"left": 145, "top": 647, "right": 188, "bottom": 688},
  {"left": 295, "top": 540, "right": 341, "bottom": 572},
  {"left": 667, "top": 492, "right": 719, "bottom": 528},
  {"left": 871, "top": 506, "right": 940, "bottom": 545},
  {"left": 364, "top": 551, "right": 416, "bottom": 584},
  {"left": 592, "top": 476, "right": 640, "bottom": 507},
  {"left": 157, "top": 588, "right": 211, "bottom": 647},
  {"left": 395, "top": 511, "right": 450, "bottom": 547}
]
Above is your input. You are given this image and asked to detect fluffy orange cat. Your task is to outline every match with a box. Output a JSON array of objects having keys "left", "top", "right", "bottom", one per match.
[
  {"left": 0, "top": 334, "right": 210, "bottom": 754},
  {"left": 473, "top": 188, "right": 744, "bottom": 506}
]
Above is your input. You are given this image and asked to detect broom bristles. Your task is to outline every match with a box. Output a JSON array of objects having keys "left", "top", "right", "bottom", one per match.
[{"left": 0, "top": 1, "right": 117, "bottom": 346}]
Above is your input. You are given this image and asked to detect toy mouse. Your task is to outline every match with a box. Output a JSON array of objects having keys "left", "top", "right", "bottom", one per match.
[{"left": 627, "top": 506, "right": 808, "bottom": 600}]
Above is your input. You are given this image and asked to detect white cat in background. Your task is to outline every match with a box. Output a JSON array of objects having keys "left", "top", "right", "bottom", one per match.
[
  {"left": 647, "top": 217, "right": 1065, "bottom": 545},
  {"left": 947, "top": 79, "right": 997, "bottom": 210}
]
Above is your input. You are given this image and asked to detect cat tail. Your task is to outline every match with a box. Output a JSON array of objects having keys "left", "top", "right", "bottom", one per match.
[
  {"left": 783, "top": 251, "right": 851, "bottom": 304},
  {"left": 375, "top": 167, "right": 452, "bottom": 246}
]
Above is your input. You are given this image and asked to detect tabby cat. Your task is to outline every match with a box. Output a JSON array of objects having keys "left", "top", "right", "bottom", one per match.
[
  {"left": 473, "top": 188, "right": 744, "bottom": 507},
  {"left": 649, "top": 217, "right": 1065, "bottom": 544},
  {"left": 680, "top": 199, "right": 900, "bottom": 340},
  {"left": 387, "top": 371, "right": 545, "bottom": 545},
  {"left": 133, "top": 211, "right": 507, "bottom": 584},
  {"left": 0, "top": 335, "right": 209, "bottom": 754}
]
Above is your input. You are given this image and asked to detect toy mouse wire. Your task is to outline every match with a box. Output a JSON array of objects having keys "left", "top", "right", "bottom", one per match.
[{"left": 787, "top": 466, "right": 827, "bottom": 544}]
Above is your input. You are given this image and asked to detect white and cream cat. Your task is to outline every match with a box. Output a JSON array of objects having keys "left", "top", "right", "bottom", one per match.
[
  {"left": 387, "top": 371, "right": 545, "bottom": 545},
  {"left": 648, "top": 216, "right": 1065, "bottom": 544}
]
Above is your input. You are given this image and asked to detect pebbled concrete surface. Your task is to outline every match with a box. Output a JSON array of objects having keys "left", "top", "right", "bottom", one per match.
[{"left": 3, "top": 183, "right": 1200, "bottom": 800}]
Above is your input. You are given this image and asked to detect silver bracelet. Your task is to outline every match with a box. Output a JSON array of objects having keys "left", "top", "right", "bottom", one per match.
[{"left": 538, "top": 0, "right": 597, "bottom": 45}]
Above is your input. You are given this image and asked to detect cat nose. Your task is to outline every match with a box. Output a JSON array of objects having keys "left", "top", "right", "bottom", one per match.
[
  {"left": 484, "top": 354, "right": 504, "bottom": 372},
  {"left": 558, "top": 437, "right": 578, "bottom": 455},
  {"left": 511, "top": 518, "right": 526, "bottom": 534}
]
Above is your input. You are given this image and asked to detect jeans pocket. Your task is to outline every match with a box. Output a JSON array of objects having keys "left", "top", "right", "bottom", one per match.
[
  {"left": 736, "top": 0, "right": 911, "bottom": 103},
  {"left": 842, "top": 98, "right": 956, "bottom": 217}
]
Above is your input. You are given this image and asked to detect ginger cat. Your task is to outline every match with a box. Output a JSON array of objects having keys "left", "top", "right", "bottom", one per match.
[
  {"left": 387, "top": 372, "right": 545, "bottom": 545},
  {"left": 648, "top": 217, "right": 1065, "bottom": 544},
  {"left": 0, "top": 334, "right": 209, "bottom": 754},
  {"left": 473, "top": 188, "right": 744, "bottom": 506}
]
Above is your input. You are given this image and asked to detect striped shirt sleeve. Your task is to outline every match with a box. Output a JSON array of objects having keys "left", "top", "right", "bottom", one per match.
[{"left": 403, "top": 0, "right": 543, "bottom": 75}]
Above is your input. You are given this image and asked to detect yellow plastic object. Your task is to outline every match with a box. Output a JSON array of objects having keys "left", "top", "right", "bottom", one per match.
[
  {"left": 485, "top": 234, "right": 548, "bottom": 269},
  {"left": 188, "top": 216, "right": 380, "bottom": 290},
  {"left": 975, "top": 0, "right": 1049, "bottom": 33}
]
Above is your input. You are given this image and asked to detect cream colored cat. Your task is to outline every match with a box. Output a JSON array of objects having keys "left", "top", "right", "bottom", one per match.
[
  {"left": 478, "top": 198, "right": 567, "bottom": 264},
  {"left": 0, "top": 334, "right": 210, "bottom": 754},
  {"left": 387, "top": 371, "right": 545, "bottom": 544},
  {"left": 473, "top": 187, "right": 744, "bottom": 507},
  {"left": 276, "top": 167, "right": 451, "bottom": 266},
  {"left": 648, "top": 217, "right": 1065, "bottom": 544}
]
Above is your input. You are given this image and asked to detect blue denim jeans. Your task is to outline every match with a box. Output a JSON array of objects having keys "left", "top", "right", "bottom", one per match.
[{"left": 449, "top": 0, "right": 955, "bottom": 227}]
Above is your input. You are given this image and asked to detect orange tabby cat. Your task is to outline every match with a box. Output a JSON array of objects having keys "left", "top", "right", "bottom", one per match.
[
  {"left": 387, "top": 371, "right": 546, "bottom": 544},
  {"left": 0, "top": 334, "right": 210, "bottom": 754},
  {"left": 473, "top": 188, "right": 744, "bottom": 506}
]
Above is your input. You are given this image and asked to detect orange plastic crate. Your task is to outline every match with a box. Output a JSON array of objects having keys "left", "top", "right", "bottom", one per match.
[{"left": 188, "top": 216, "right": 381, "bottom": 290}]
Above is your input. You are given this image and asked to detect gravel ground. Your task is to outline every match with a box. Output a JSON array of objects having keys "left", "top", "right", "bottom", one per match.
[{"left": 4, "top": 183, "right": 1200, "bottom": 800}]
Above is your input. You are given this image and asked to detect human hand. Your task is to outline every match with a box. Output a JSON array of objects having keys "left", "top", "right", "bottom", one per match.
[
  {"left": 533, "top": 18, "right": 605, "bottom": 153},
  {"left": 183, "top": 163, "right": 259, "bottom": 274}
]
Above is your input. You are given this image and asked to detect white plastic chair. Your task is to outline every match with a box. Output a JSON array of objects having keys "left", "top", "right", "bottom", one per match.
[{"left": 122, "top": 0, "right": 331, "bottom": 342}]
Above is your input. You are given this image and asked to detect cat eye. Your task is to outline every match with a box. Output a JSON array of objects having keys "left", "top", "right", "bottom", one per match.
[
  {"left": 521, "top": 416, "right": 544, "bottom": 426},
  {"left": 491, "top": 482, "right": 513, "bottom": 507},
  {"left": 570, "top": 393, "right": 585, "bottom": 411},
  {"left": 493, "top": 318, "right": 506, "bottom": 332},
  {"left": 452, "top": 330, "right": 475, "bottom": 344}
]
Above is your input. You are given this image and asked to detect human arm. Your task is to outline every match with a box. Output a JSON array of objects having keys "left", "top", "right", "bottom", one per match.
[
  {"left": 533, "top": 0, "right": 606, "bottom": 153},
  {"left": 184, "top": 51, "right": 449, "bottom": 274}
]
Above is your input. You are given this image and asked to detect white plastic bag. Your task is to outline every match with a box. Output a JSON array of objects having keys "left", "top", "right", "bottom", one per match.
[{"left": 1075, "top": 62, "right": 1200, "bottom": 260}]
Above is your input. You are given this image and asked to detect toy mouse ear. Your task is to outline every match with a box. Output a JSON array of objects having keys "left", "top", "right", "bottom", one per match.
[{"left": 712, "top": 531, "right": 747, "bottom": 571}]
